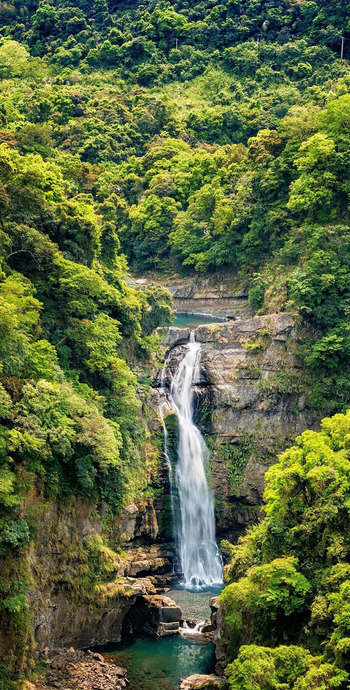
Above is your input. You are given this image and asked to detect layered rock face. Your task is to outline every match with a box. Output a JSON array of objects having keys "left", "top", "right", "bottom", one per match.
[
  {"left": 168, "top": 274, "right": 251, "bottom": 320},
  {"left": 158, "top": 313, "right": 319, "bottom": 541},
  {"left": 133, "top": 271, "right": 252, "bottom": 319},
  {"left": 27, "top": 477, "right": 177, "bottom": 651}
]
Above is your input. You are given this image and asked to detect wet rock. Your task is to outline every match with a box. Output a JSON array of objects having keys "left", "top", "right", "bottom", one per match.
[
  {"left": 182, "top": 618, "right": 197, "bottom": 629},
  {"left": 158, "top": 621, "right": 180, "bottom": 636},
  {"left": 201, "top": 622, "right": 215, "bottom": 633}
]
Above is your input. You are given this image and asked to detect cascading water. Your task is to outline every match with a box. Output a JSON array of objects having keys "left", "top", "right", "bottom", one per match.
[{"left": 161, "top": 332, "right": 223, "bottom": 589}]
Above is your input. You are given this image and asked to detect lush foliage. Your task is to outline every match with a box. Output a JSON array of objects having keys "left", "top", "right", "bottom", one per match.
[
  {"left": 0, "top": 147, "right": 173, "bottom": 525},
  {"left": 0, "top": 147, "right": 173, "bottom": 676},
  {"left": 226, "top": 644, "right": 347, "bottom": 690},
  {"left": 1, "top": 0, "right": 350, "bottom": 682},
  {"left": 0, "top": 2, "right": 349, "bottom": 405},
  {"left": 221, "top": 411, "right": 350, "bottom": 689}
]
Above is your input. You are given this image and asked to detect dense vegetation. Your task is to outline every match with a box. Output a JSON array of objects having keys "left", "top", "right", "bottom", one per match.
[
  {"left": 0, "top": 142, "right": 174, "bottom": 683},
  {"left": 1, "top": 0, "right": 350, "bottom": 686},
  {"left": 0, "top": 0, "right": 349, "bottom": 410},
  {"left": 220, "top": 411, "right": 350, "bottom": 689}
]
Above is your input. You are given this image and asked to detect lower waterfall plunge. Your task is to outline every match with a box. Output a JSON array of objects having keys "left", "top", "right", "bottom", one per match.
[{"left": 161, "top": 332, "right": 223, "bottom": 589}]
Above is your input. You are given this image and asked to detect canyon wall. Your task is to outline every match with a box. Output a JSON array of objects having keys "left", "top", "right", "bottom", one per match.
[
  {"left": 158, "top": 312, "right": 320, "bottom": 541},
  {"left": 134, "top": 272, "right": 252, "bottom": 320},
  {"left": 28, "top": 494, "right": 173, "bottom": 651},
  {"left": 0, "top": 457, "right": 175, "bottom": 667}
]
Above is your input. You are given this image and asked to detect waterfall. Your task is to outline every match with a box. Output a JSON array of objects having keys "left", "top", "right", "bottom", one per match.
[{"left": 161, "top": 332, "right": 223, "bottom": 589}]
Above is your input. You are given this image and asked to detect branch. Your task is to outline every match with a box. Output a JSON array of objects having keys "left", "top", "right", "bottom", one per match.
[{"left": 6, "top": 249, "right": 39, "bottom": 265}]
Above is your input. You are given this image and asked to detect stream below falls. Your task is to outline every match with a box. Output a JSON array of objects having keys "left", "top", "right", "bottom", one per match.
[
  {"left": 101, "top": 631, "right": 215, "bottom": 690},
  {"left": 100, "top": 587, "right": 221, "bottom": 690}
]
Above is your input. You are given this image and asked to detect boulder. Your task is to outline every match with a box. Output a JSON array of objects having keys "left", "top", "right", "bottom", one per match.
[{"left": 125, "top": 593, "right": 182, "bottom": 637}]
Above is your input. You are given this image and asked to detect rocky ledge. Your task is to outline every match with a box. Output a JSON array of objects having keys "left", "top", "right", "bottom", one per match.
[
  {"left": 132, "top": 271, "right": 252, "bottom": 319},
  {"left": 125, "top": 593, "right": 182, "bottom": 637},
  {"left": 180, "top": 674, "right": 227, "bottom": 689},
  {"left": 29, "top": 648, "right": 128, "bottom": 690}
]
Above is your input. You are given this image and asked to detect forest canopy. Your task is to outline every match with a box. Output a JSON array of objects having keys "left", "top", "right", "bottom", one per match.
[{"left": 221, "top": 411, "right": 350, "bottom": 689}]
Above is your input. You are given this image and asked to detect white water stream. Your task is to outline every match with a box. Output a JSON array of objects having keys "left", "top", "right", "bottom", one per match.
[{"left": 161, "top": 333, "right": 223, "bottom": 589}]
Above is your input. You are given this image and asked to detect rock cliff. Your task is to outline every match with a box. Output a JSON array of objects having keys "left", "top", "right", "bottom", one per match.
[
  {"left": 156, "top": 313, "right": 320, "bottom": 541},
  {"left": 6, "top": 303, "right": 323, "bottom": 679},
  {"left": 17, "top": 459, "right": 176, "bottom": 658}
]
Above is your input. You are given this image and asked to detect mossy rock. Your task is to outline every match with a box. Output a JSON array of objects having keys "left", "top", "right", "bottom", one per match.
[
  {"left": 219, "top": 440, "right": 252, "bottom": 492},
  {"left": 164, "top": 412, "right": 178, "bottom": 432}
]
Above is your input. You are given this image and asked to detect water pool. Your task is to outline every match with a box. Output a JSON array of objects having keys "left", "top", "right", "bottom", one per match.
[
  {"left": 172, "top": 312, "right": 227, "bottom": 328},
  {"left": 167, "top": 586, "right": 223, "bottom": 619},
  {"left": 101, "top": 634, "right": 215, "bottom": 690}
]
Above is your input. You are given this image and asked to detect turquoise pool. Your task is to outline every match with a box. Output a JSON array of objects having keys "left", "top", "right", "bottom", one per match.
[{"left": 101, "top": 634, "right": 215, "bottom": 690}]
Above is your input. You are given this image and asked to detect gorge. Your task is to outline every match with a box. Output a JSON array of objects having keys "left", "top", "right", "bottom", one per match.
[
  {"left": 2, "top": 298, "right": 325, "bottom": 689},
  {"left": 1, "top": 285, "right": 332, "bottom": 690},
  {"left": 2, "top": 1, "right": 350, "bottom": 687}
]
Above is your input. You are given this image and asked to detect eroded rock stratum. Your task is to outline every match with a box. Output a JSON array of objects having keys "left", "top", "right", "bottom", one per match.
[{"left": 18, "top": 488, "right": 176, "bottom": 656}]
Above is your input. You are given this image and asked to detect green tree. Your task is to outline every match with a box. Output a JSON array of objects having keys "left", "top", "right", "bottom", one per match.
[{"left": 126, "top": 194, "right": 180, "bottom": 271}]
